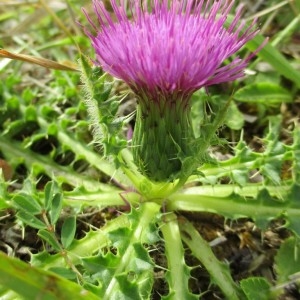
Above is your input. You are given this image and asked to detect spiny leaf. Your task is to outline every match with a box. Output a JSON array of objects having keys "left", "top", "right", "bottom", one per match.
[
  {"left": 110, "top": 208, "right": 160, "bottom": 249},
  {"left": 260, "top": 162, "right": 282, "bottom": 185},
  {"left": 231, "top": 169, "right": 249, "bottom": 187},
  {"left": 82, "top": 241, "right": 154, "bottom": 299},
  {"left": 169, "top": 187, "right": 300, "bottom": 235},
  {"left": 240, "top": 277, "right": 271, "bottom": 300},
  {"left": 196, "top": 117, "right": 290, "bottom": 187},
  {"left": 275, "top": 236, "right": 300, "bottom": 284},
  {"left": 115, "top": 274, "right": 143, "bottom": 300},
  {"left": 179, "top": 218, "right": 241, "bottom": 300},
  {"left": 82, "top": 252, "right": 120, "bottom": 287},
  {"left": 161, "top": 213, "right": 199, "bottom": 300},
  {"left": 79, "top": 54, "right": 127, "bottom": 156},
  {"left": 82, "top": 204, "right": 160, "bottom": 300},
  {"left": 232, "top": 188, "right": 300, "bottom": 232},
  {"left": 130, "top": 243, "right": 154, "bottom": 273}
]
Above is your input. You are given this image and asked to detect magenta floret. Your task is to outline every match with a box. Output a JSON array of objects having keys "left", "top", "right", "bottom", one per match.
[
  {"left": 83, "top": 0, "right": 261, "bottom": 98},
  {"left": 82, "top": 0, "right": 266, "bottom": 181}
]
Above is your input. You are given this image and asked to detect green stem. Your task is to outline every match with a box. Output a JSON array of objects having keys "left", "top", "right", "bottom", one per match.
[{"left": 179, "top": 219, "right": 244, "bottom": 300}]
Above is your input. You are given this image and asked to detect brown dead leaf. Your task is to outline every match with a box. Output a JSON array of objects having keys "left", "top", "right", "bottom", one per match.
[
  {"left": 0, "top": 159, "right": 13, "bottom": 181},
  {"left": 0, "top": 49, "right": 78, "bottom": 72}
]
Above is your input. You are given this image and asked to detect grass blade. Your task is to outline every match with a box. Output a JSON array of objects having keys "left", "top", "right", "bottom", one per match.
[{"left": 247, "top": 35, "right": 300, "bottom": 88}]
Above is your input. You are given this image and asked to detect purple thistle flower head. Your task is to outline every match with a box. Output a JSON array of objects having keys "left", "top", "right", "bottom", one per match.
[
  {"left": 83, "top": 0, "right": 263, "bottom": 100},
  {"left": 82, "top": 0, "right": 266, "bottom": 182}
]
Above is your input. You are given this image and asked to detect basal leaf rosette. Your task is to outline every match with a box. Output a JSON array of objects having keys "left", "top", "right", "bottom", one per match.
[{"left": 83, "top": 0, "right": 264, "bottom": 182}]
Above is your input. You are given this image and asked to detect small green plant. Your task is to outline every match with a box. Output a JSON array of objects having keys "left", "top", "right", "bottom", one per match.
[{"left": 0, "top": 0, "right": 300, "bottom": 299}]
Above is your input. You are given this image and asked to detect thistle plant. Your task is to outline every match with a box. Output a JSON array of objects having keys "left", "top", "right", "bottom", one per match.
[
  {"left": 83, "top": 0, "right": 262, "bottom": 182},
  {"left": 1, "top": 1, "right": 300, "bottom": 300}
]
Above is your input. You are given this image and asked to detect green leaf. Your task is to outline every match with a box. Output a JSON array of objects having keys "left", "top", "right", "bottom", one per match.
[
  {"left": 108, "top": 227, "right": 131, "bottom": 253},
  {"left": 44, "top": 181, "right": 58, "bottom": 211},
  {"left": 0, "top": 197, "right": 9, "bottom": 210},
  {"left": 169, "top": 186, "right": 300, "bottom": 235},
  {"left": 231, "top": 169, "right": 248, "bottom": 187},
  {"left": 225, "top": 101, "right": 244, "bottom": 130},
  {"left": 22, "top": 87, "right": 36, "bottom": 104},
  {"left": 0, "top": 283, "right": 19, "bottom": 299},
  {"left": 30, "top": 250, "right": 53, "bottom": 268},
  {"left": 83, "top": 249, "right": 153, "bottom": 300},
  {"left": 47, "top": 123, "right": 58, "bottom": 137},
  {"left": 48, "top": 267, "right": 77, "bottom": 280},
  {"left": 115, "top": 274, "right": 143, "bottom": 300},
  {"left": 131, "top": 243, "right": 154, "bottom": 272},
  {"left": 82, "top": 252, "right": 119, "bottom": 278},
  {"left": 234, "top": 82, "right": 292, "bottom": 104},
  {"left": 38, "top": 229, "right": 62, "bottom": 252},
  {"left": 287, "top": 183, "right": 300, "bottom": 206},
  {"left": 247, "top": 189, "right": 289, "bottom": 230},
  {"left": 13, "top": 194, "right": 42, "bottom": 215},
  {"left": 24, "top": 105, "right": 37, "bottom": 122},
  {"left": 292, "top": 128, "right": 300, "bottom": 184},
  {"left": 162, "top": 214, "right": 200, "bottom": 300},
  {"left": 240, "top": 277, "right": 271, "bottom": 300},
  {"left": 50, "top": 193, "right": 63, "bottom": 225},
  {"left": 0, "top": 252, "right": 99, "bottom": 300},
  {"left": 17, "top": 211, "right": 46, "bottom": 229},
  {"left": 275, "top": 237, "right": 300, "bottom": 284},
  {"left": 82, "top": 204, "right": 159, "bottom": 300},
  {"left": 79, "top": 54, "right": 126, "bottom": 156},
  {"left": 61, "top": 216, "right": 76, "bottom": 249},
  {"left": 260, "top": 162, "right": 282, "bottom": 185},
  {"left": 246, "top": 35, "right": 300, "bottom": 88},
  {"left": 0, "top": 181, "right": 10, "bottom": 210}
]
